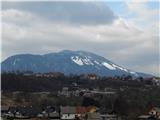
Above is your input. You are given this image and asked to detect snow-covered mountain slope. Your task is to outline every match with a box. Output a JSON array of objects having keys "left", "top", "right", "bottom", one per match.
[{"left": 1, "top": 50, "right": 152, "bottom": 77}]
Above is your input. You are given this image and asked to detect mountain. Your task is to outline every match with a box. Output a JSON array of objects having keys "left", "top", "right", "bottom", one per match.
[{"left": 1, "top": 50, "right": 152, "bottom": 77}]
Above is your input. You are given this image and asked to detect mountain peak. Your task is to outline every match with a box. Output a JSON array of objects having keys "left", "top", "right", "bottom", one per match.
[
  {"left": 1, "top": 50, "right": 152, "bottom": 77},
  {"left": 59, "top": 50, "right": 93, "bottom": 55}
]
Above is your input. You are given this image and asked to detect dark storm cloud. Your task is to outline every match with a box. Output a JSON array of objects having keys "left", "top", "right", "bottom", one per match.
[{"left": 2, "top": 1, "right": 117, "bottom": 25}]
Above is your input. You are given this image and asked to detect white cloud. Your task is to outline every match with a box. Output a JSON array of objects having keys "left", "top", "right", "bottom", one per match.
[
  {"left": 2, "top": 9, "right": 34, "bottom": 23},
  {"left": 125, "top": 0, "right": 159, "bottom": 28}
]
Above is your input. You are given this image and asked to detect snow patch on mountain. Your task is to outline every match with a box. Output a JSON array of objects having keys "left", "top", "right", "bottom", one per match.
[
  {"left": 94, "top": 61, "right": 101, "bottom": 65},
  {"left": 83, "top": 56, "right": 94, "bottom": 65},
  {"left": 112, "top": 64, "right": 128, "bottom": 72},
  {"left": 130, "top": 71, "right": 138, "bottom": 76},
  {"left": 102, "top": 62, "right": 116, "bottom": 70},
  {"left": 71, "top": 56, "right": 84, "bottom": 66},
  {"left": 71, "top": 56, "right": 94, "bottom": 66}
]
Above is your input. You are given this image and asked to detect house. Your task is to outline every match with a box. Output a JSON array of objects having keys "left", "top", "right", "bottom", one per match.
[
  {"left": 152, "top": 77, "right": 160, "bottom": 86},
  {"left": 83, "top": 73, "right": 99, "bottom": 80},
  {"left": 37, "top": 113, "right": 44, "bottom": 118},
  {"left": 6, "top": 106, "right": 40, "bottom": 119},
  {"left": 35, "top": 72, "right": 65, "bottom": 78},
  {"left": 42, "top": 106, "right": 60, "bottom": 119},
  {"left": 87, "top": 74, "right": 98, "bottom": 80},
  {"left": 15, "top": 106, "right": 37, "bottom": 118},
  {"left": 1, "top": 106, "right": 9, "bottom": 117},
  {"left": 49, "top": 112, "right": 60, "bottom": 119},
  {"left": 80, "top": 73, "right": 99, "bottom": 80},
  {"left": 87, "top": 112, "right": 102, "bottom": 120},
  {"left": 7, "top": 106, "right": 17, "bottom": 118},
  {"left": 23, "top": 71, "right": 33, "bottom": 76},
  {"left": 59, "top": 87, "right": 83, "bottom": 97},
  {"left": 149, "top": 107, "right": 160, "bottom": 119},
  {"left": 60, "top": 106, "right": 99, "bottom": 120},
  {"left": 1, "top": 106, "right": 9, "bottom": 113},
  {"left": 76, "top": 106, "right": 88, "bottom": 119},
  {"left": 60, "top": 87, "right": 70, "bottom": 97},
  {"left": 35, "top": 73, "right": 43, "bottom": 77},
  {"left": 43, "top": 72, "right": 64, "bottom": 78},
  {"left": 86, "top": 106, "right": 97, "bottom": 113},
  {"left": 61, "top": 106, "right": 77, "bottom": 120},
  {"left": 138, "top": 107, "right": 160, "bottom": 120},
  {"left": 14, "top": 111, "right": 29, "bottom": 119}
]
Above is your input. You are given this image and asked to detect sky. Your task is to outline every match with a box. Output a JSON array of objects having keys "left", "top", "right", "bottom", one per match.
[{"left": 1, "top": 0, "right": 160, "bottom": 76}]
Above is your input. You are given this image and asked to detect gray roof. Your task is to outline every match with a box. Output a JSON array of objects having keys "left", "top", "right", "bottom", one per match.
[
  {"left": 60, "top": 106, "right": 76, "bottom": 114},
  {"left": 87, "top": 113, "right": 102, "bottom": 120},
  {"left": 49, "top": 112, "right": 59, "bottom": 117}
]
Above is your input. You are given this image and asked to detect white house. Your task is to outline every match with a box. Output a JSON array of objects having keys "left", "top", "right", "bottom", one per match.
[{"left": 60, "top": 106, "right": 76, "bottom": 120}]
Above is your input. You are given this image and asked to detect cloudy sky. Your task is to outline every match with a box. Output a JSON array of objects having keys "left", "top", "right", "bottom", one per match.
[{"left": 1, "top": 1, "right": 159, "bottom": 76}]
